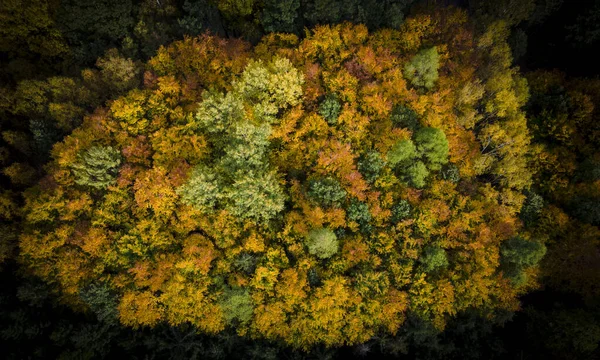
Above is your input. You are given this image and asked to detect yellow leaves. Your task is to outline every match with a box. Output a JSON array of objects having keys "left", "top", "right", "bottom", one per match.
[
  {"left": 119, "top": 291, "right": 163, "bottom": 328},
  {"left": 299, "top": 25, "right": 349, "bottom": 70},
  {"left": 133, "top": 167, "right": 178, "bottom": 220},
  {"left": 397, "top": 15, "right": 434, "bottom": 52},
  {"left": 251, "top": 266, "right": 280, "bottom": 294},
  {"left": 80, "top": 227, "right": 109, "bottom": 258},
  {"left": 322, "top": 68, "right": 359, "bottom": 104},
  {"left": 270, "top": 106, "right": 302, "bottom": 143},
  {"left": 381, "top": 289, "right": 409, "bottom": 333},
  {"left": 17, "top": 22, "right": 540, "bottom": 347},
  {"left": 243, "top": 231, "right": 266, "bottom": 253},
  {"left": 288, "top": 277, "right": 351, "bottom": 349},
  {"left": 196, "top": 210, "right": 241, "bottom": 249},
  {"left": 275, "top": 268, "right": 308, "bottom": 310},
  {"left": 179, "top": 234, "right": 217, "bottom": 275},
  {"left": 110, "top": 89, "right": 150, "bottom": 135}
]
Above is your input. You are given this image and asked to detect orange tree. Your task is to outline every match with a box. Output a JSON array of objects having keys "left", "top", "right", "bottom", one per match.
[{"left": 18, "top": 9, "right": 543, "bottom": 349}]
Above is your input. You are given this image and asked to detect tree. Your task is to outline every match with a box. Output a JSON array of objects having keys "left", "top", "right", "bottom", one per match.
[
  {"left": 219, "top": 287, "right": 254, "bottom": 326},
  {"left": 55, "top": 0, "right": 135, "bottom": 64},
  {"left": 419, "top": 246, "right": 448, "bottom": 273},
  {"left": 357, "top": 150, "right": 385, "bottom": 183},
  {"left": 404, "top": 161, "right": 429, "bottom": 188},
  {"left": 306, "top": 177, "right": 347, "bottom": 207},
  {"left": 346, "top": 199, "right": 371, "bottom": 227},
  {"left": 318, "top": 94, "right": 342, "bottom": 125},
  {"left": 306, "top": 228, "right": 339, "bottom": 259},
  {"left": 70, "top": 146, "right": 121, "bottom": 189},
  {"left": 500, "top": 237, "right": 546, "bottom": 285},
  {"left": 178, "top": 166, "right": 223, "bottom": 213},
  {"left": 403, "top": 47, "right": 440, "bottom": 90},
  {"left": 227, "top": 171, "right": 286, "bottom": 223},
  {"left": 414, "top": 127, "right": 449, "bottom": 171},
  {"left": 391, "top": 200, "right": 412, "bottom": 223},
  {"left": 261, "top": 0, "right": 300, "bottom": 33},
  {"left": 387, "top": 139, "right": 417, "bottom": 167},
  {"left": 391, "top": 104, "right": 419, "bottom": 130},
  {"left": 220, "top": 121, "right": 272, "bottom": 172}
]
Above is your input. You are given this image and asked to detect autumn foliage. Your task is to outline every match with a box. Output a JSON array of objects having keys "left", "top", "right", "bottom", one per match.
[{"left": 18, "top": 10, "right": 543, "bottom": 349}]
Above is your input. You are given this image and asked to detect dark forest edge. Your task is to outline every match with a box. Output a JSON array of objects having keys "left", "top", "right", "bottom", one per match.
[{"left": 1, "top": 1, "right": 599, "bottom": 359}]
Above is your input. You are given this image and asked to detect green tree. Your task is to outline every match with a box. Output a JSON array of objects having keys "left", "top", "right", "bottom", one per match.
[
  {"left": 500, "top": 237, "right": 546, "bottom": 285},
  {"left": 419, "top": 246, "right": 448, "bottom": 273},
  {"left": 391, "top": 104, "right": 419, "bottom": 130},
  {"left": 178, "top": 166, "right": 223, "bottom": 212},
  {"left": 194, "top": 91, "right": 244, "bottom": 134},
  {"left": 387, "top": 139, "right": 417, "bottom": 167},
  {"left": 227, "top": 171, "right": 285, "bottom": 223},
  {"left": 404, "top": 161, "right": 429, "bottom": 188},
  {"left": 520, "top": 191, "right": 544, "bottom": 226},
  {"left": 79, "top": 283, "right": 119, "bottom": 325},
  {"left": 346, "top": 199, "right": 371, "bottom": 227},
  {"left": 357, "top": 150, "right": 385, "bottom": 183},
  {"left": 306, "top": 177, "right": 347, "bottom": 207},
  {"left": 306, "top": 228, "right": 339, "bottom": 259},
  {"left": 391, "top": 199, "right": 412, "bottom": 223},
  {"left": 234, "top": 253, "right": 257, "bottom": 274},
  {"left": 220, "top": 121, "right": 272, "bottom": 172},
  {"left": 70, "top": 146, "right": 122, "bottom": 189},
  {"left": 261, "top": 0, "right": 300, "bottom": 33},
  {"left": 318, "top": 94, "right": 342, "bottom": 125},
  {"left": 219, "top": 287, "right": 253, "bottom": 326},
  {"left": 413, "top": 127, "right": 449, "bottom": 171},
  {"left": 55, "top": 0, "right": 135, "bottom": 64},
  {"left": 403, "top": 47, "right": 440, "bottom": 90}
]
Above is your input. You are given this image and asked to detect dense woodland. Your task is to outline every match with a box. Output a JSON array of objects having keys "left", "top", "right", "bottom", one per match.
[{"left": 0, "top": 1, "right": 599, "bottom": 359}]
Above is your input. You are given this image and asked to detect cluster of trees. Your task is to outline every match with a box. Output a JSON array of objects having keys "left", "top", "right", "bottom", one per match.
[
  {"left": 14, "top": 9, "right": 547, "bottom": 350},
  {"left": 1, "top": 1, "right": 600, "bottom": 359}
]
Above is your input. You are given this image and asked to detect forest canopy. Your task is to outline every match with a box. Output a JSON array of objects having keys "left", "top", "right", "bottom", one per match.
[{"left": 14, "top": 8, "right": 547, "bottom": 351}]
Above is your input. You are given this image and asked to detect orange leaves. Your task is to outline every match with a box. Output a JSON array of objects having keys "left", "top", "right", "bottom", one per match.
[
  {"left": 133, "top": 167, "right": 178, "bottom": 220},
  {"left": 397, "top": 15, "right": 435, "bottom": 53},
  {"left": 380, "top": 289, "right": 409, "bottom": 333},
  {"left": 322, "top": 68, "right": 359, "bottom": 104},
  {"left": 342, "top": 237, "right": 370, "bottom": 267},
  {"left": 179, "top": 234, "right": 217, "bottom": 275},
  {"left": 314, "top": 140, "right": 368, "bottom": 200},
  {"left": 359, "top": 83, "right": 393, "bottom": 120},
  {"left": 80, "top": 227, "right": 110, "bottom": 258},
  {"left": 17, "top": 19, "right": 539, "bottom": 346},
  {"left": 119, "top": 291, "right": 163, "bottom": 328}
]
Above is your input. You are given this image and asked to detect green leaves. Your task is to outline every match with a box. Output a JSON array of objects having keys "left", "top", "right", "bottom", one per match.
[
  {"left": 386, "top": 139, "right": 417, "bottom": 167},
  {"left": 178, "top": 166, "right": 223, "bottom": 212},
  {"left": 318, "top": 94, "right": 342, "bottom": 125},
  {"left": 386, "top": 128, "right": 448, "bottom": 188},
  {"left": 391, "top": 104, "right": 419, "bottom": 130},
  {"left": 194, "top": 91, "right": 244, "bottom": 134},
  {"left": 413, "top": 127, "right": 449, "bottom": 171},
  {"left": 261, "top": 0, "right": 300, "bottom": 33},
  {"left": 403, "top": 47, "right": 440, "bottom": 90},
  {"left": 228, "top": 171, "right": 285, "bottom": 223},
  {"left": 357, "top": 150, "right": 385, "bottom": 183},
  {"left": 306, "top": 228, "right": 339, "bottom": 259},
  {"left": 220, "top": 121, "right": 272, "bottom": 173},
  {"left": 70, "top": 146, "right": 121, "bottom": 189},
  {"left": 306, "top": 177, "right": 347, "bottom": 207},
  {"left": 500, "top": 237, "right": 546, "bottom": 286},
  {"left": 419, "top": 246, "right": 448, "bottom": 273},
  {"left": 219, "top": 287, "right": 253, "bottom": 326}
]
